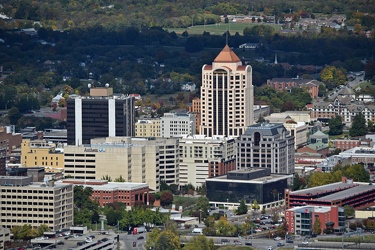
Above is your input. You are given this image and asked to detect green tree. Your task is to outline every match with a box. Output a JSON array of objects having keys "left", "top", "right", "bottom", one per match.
[
  {"left": 8, "top": 107, "right": 22, "bottom": 125},
  {"left": 237, "top": 199, "right": 248, "bottom": 215},
  {"left": 252, "top": 200, "right": 260, "bottom": 210},
  {"left": 328, "top": 116, "right": 343, "bottom": 135},
  {"left": 195, "top": 196, "right": 210, "bottom": 216},
  {"left": 114, "top": 175, "right": 125, "bottom": 182},
  {"left": 153, "top": 230, "right": 180, "bottom": 250},
  {"left": 344, "top": 205, "right": 355, "bottom": 218},
  {"left": 184, "top": 235, "right": 214, "bottom": 250},
  {"left": 261, "top": 206, "right": 266, "bottom": 215},
  {"left": 345, "top": 164, "right": 370, "bottom": 182},
  {"left": 318, "top": 84, "right": 327, "bottom": 97},
  {"left": 313, "top": 217, "right": 322, "bottom": 235},
  {"left": 101, "top": 175, "right": 112, "bottom": 181},
  {"left": 349, "top": 113, "right": 367, "bottom": 137},
  {"left": 36, "top": 224, "right": 50, "bottom": 237}
]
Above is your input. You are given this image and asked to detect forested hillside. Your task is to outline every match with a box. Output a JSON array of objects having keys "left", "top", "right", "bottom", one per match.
[{"left": 1, "top": 0, "right": 375, "bottom": 30}]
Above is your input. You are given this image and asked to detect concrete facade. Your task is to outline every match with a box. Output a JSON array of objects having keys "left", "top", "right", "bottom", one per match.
[
  {"left": 236, "top": 123, "right": 295, "bottom": 175},
  {"left": 0, "top": 176, "right": 73, "bottom": 231},
  {"left": 178, "top": 135, "right": 236, "bottom": 187},
  {"left": 21, "top": 139, "right": 64, "bottom": 172},
  {"left": 160, "top": 112, "right": 196, "bottom": 138},
  {"left": 64, "top": 137, "right": 160, "bottom": 191},
  {"left": 135, "top": 119, "right": 161, "bottom": 138}
]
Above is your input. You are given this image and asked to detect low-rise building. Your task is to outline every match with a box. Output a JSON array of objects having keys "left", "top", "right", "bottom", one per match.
[
  {"left": 283, "top": 118, "right": 308, "bottom": 149},
  {"left": 0, "top": 176, "right": 73, "bottom": 231},
  {"left": 285, "top": 206, "right": 345, "bottom": 236},
  {"left": 0, "top": 126, "right": 22, "bottom": 154},
  {"left": 206, "top": 168, "right": 291, "bottom": 210},
  {"left": 160, "top": 111, "right": 196, "bottom": 137},
  {"left": 61, "top": 179, "right": 149, "bottom": 207},
  {"left": 135, "top": 119, "right": 161, "bottom": 138},
  {"left": 21, "top": 139, "right": 64, "bottom": 172},
  {"left": 285, "top": 178, "right": 375, "bottom": 209}
]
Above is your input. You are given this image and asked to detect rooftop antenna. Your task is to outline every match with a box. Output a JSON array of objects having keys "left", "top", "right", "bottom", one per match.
[{"left": 226, "top": 29, "right": 228, "bottom": 45}]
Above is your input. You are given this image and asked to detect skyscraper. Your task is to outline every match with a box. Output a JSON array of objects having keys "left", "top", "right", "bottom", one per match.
[
  {"left": 200, "top": 45, "right": 254, "bottom": 137},
  {"left": 67, "top": 87, "right": 135, "bottom": 145}
]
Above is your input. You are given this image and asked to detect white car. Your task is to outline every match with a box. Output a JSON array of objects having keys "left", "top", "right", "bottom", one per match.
[
  {"left": 268, "top": 246, "right": 273, "bottom": 250},
  {"left": 274, "top": 237, "right": 281, "bottom": 241},
  {"left": 301, "top": 241, "right": 309, "bottom": 245}
]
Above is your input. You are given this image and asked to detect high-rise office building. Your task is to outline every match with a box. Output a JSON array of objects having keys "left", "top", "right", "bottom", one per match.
[
  {"left": 67, "top": 87, "right": 135, "bottom": 145},
  {"left": 200, "top": 45, "right": 254, "bottom": 137},
  {"left": 236, "top": 123, "right": 295, "bottom": 175}
]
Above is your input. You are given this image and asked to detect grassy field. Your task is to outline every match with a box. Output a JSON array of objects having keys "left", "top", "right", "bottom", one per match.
[
  {"left": 167, "top": 22, "right": 282, "bottom": 35},
  {"left": 318, "top": 234, "right": 375, "bottom": 243}
]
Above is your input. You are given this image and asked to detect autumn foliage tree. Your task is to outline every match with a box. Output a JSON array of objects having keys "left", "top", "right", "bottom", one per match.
[
  {"left": 320, "top": 66, "right": 346, "bottom": 89},
  {"left": 160, "top": 190, "right": 173, "bottom": 207}
]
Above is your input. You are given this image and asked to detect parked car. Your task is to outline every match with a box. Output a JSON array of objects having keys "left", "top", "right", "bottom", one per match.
[
  {"left": 268, "top": 246, "right": 273, "bottom": 250},
  {"left": 277, "top": 242, "right": 285, "bottom": 247},
  {"left": 245, "top": 241, "right": 252, "bottom": 246},
  {"left": 137, "top": 236, "right": 144, "bottom": 240},
  {"left": 233, "top": 240, "right": 241, "bottom": 245},
  {"left": 221, "top": 239, "right": 230, "bottom": 245},
  {"left": 286, "top": 239, "right": 294, "bottom": 243},
  {"left": 274, "top": 237, "right": 281, "bottom": 241}
]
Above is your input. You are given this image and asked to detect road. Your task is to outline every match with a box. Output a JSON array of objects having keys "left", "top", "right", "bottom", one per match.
[{"left": 121, "top": 232, "right": 146, "bottom": 250}]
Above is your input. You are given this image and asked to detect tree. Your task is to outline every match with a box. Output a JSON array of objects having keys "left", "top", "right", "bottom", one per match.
[
  {"left": 328, "top": 116, "right": 343, "bottom": 135},
  {"left": 349, "top": 113, "right": 367, "bottom": 137},
  {"left": 313, "top": 217, "right": 322, "bottom": 235},
  {"left": 152, "top": 230, "right": 180, "bottom": 250},
  {"left": 114, "top": 175, "right": 125, "bottom": 182},
  {"left": 344, "top": 205, "right": 355, "bottom": 218},
  {"left": 237, "top": 199, "right": 248, "bottom": 215},
  {"left": 261, "top": 206, "right": 266, "bottom": 215},
  {"left": 36, "top": 224, "right": 50, "bottom": 237},
  {"left": 345, "top": 164, "right": 370, "bottom": 182},
  {"left": 184, "top": 235, "right": 214, "bottom": 250},
  {"left": 252, "top": 200, "right": 260, "bottom": 210},
  {"left": 318, "top": 84, "right": 327, "bottom": 97},
  {"left": 8, "top": 107, "right": 22, "bottom": 125},
  {"left": 160, "top": 191, "right": 173, "bottom": 207},
  {"left": 195, "top": 197, "right": 210, "bottom": 216}
]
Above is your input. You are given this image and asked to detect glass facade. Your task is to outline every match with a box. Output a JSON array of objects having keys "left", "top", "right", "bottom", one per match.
[{"left": 206, "top": 178, "right": 288, "bottom": 204}]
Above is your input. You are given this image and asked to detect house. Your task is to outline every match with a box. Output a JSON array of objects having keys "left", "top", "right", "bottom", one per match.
[
  {"left": 129, "top": 94, "right": 142, "bottom": 100},
  {"left": 267, "top": 78, "right": 324, "bottom": 98},
  {"left": 238, "top": 43, "right": 259, "bottom": 50},
  {"left": 181, "top": 82, "right": 196, "bottom": 92}
]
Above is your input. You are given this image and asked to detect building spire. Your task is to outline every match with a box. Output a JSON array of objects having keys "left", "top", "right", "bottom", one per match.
[
  {"left": 226, "top": 30, "right": 228, "bottom": 45},
  {"left": 274, "top": 54, "right": 278, "bottom": 64}
]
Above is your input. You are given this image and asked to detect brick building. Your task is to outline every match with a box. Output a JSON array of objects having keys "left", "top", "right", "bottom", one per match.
[
  {"left": 285, "top": 206, "right": 345, "bottom": 236},
  {"left": 62, "top": 179, "right": 149, "bottom": 207}
]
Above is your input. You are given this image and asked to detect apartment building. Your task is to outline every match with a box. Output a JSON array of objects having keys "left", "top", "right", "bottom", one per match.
[
  {"left": 179, "top": 135, "right": 236, "bottom": 187},
  {"left": 67, "top": 87, "right": 135, "bottom": 145},
  {"left": 200, "top": 45, "right": 254, "bottom": 137},
  {"left": 236, "top": 123, "right": 295, "bottom": 175},
  {"left": 160, "top": 111, "right": 196, "bottom": 137},
  {"left": 0, "top": 176, "right": 73, "bottom": 231},
  {"left": 21, "top": 139, "right": 64, "bottom": 172},
  {"left": 135, "top": 119, "right": 161, "bottom": 137}
]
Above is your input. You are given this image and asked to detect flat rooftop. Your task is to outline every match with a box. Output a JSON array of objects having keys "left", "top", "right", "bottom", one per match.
[
  {"left": 207, "top": 173, "right": 292, "bottom": 184},
  {"left": 290, "top": 182, "right": 356, "bottom": 196},
  {"left": 316, "top": 184, "right": 375, "bottom": 201}
]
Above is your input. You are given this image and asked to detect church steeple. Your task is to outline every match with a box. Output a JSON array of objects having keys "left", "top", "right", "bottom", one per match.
[{"left": 274, "top": 54, "right": 278, "bottom": 64}]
